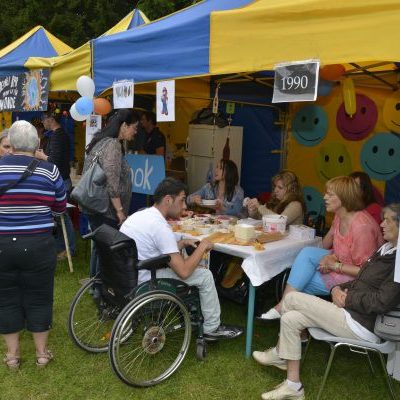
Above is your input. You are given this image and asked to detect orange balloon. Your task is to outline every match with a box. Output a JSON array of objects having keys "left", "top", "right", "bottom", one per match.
[
  {"left": 93, "top": 98, "right": 112, "bottom": 115},
  {"left": 320, "top": 64, "right": 345, "bottom": 81}
]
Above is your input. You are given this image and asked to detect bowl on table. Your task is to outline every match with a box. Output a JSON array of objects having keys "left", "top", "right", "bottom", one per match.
[{"left": 201, "top": 199, "right": 217, "bottom": 206}]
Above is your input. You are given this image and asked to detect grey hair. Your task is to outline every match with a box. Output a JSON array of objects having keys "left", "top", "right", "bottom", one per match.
[
  {"left": 9, "top": 120, "right": 39, "bottom": 152},
  {"left": 383, "top": 203, "right": 400, "bottom": 226},
  {"left": 0, "top": 128, "right": 8, "bottom": 143}
]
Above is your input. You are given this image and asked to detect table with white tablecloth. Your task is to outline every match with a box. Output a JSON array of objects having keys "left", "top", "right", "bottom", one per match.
[{"left": 176, "top": 232, "right": 322, "bottom": 357}]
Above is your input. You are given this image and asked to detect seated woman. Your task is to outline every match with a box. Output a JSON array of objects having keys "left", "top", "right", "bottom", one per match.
[
  {"left": 350, "top": 171, "right": 383, "bottom": 225},
  {"left": 187, "top": 159, "right": 244, "bottom": 217},
  {"left": 246, "top": 170, "right": 305, "bottom": 226},
  {"left": 259, "top": 175, "right": 383, "bottom": 320},
  {"left": 253, "top": 203, "right": 400, "bottom": 400}
]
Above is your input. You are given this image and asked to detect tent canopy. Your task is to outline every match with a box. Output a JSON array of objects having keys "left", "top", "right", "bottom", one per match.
[
  {"left": 25, "top": 9, "right": 149, "bottom": 91},
  {"left": 210, "top": 0, "right": 400, "bottom": 75},
  {"left": 92, "top": 0, "right": 253, "bottom": 94},
  {"left": 0, "top": 26, "right": 72, "bottom": 77}
]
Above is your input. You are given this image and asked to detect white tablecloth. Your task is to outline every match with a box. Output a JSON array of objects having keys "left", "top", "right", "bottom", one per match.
[{"left": 176, "top": 232, "right": 322, "bottom": 286}]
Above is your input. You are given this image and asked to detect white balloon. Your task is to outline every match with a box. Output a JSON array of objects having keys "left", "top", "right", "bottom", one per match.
[
  {"left": 70, "top": 103, "right": 87, "bottom": 121},
  {"left": 76, "top": 75, "right": 95, "bottom": 98}
]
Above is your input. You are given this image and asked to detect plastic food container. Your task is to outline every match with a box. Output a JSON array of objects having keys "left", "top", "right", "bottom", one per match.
[
  {"left": 201, "top": 199, "right": 217, "bottom": 206},
  {"left": 262, "top": 214, "right": 287, "bottom": 233},
  {"left": 196, "top": 224, "right": 213, "bottom": 235}
]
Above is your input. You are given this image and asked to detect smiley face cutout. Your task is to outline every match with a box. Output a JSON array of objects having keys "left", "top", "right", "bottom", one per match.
[
  {"left": 383, "top": 94, "right": 400, "bottom": 134},
  {"left": 361, "top": 132, "right": 400, "bottom": 181},
  {"left": 336, "top": 94, "right": 378, "bottom": 141},
  {"left": 316, "top": 143, "right": 352, "bottom": 183},
  {"left": 292, "top": 105, "right": 328, "bottom": 146},
  {"left": 303, "top": 186, "right": 326, "bottom": 217}
]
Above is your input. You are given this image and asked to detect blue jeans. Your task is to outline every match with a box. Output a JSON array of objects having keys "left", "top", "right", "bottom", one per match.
[
  {"left": 55, "top": 178, "right": 76, "bottom": 255},
  {"left": 286, "top": 247, "right": 330, "bottom": 296}
]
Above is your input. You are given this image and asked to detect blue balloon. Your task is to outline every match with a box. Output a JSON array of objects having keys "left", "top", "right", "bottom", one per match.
[
  {"left": 75, "top": 96, "right": 94, "bottom": 116},
  {"left": 317, "top": 79, "right": 334, "bottom": 97}
]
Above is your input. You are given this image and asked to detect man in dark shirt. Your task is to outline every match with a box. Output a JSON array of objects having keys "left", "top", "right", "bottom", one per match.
[
  {"left": 35, "top": 110, "right": 76, "bottom": 257},
  {"left": 140, "top": 111, "right": 166, "bottom": 156}
]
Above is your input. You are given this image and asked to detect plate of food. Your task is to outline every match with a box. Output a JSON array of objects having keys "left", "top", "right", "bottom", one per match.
[{"left": 201, "top": 199, "right": 217, "bottom": 206}]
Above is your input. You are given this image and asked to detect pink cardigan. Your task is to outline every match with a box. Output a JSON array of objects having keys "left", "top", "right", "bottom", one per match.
[{"left": 321, "top": 210, "right": 384, "bottom": 290}]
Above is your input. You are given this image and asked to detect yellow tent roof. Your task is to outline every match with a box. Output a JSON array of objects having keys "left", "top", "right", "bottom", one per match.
[
  {"left": 25, "top": 9, "right": 149, "bottom": 91},
  {"left": 210, "top": 0, "right": 400, "bottom": 75}
]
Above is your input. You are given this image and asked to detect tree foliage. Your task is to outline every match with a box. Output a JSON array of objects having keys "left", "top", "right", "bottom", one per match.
[{"left": 0, "top": 0, "right": 195, "bottom": 49}]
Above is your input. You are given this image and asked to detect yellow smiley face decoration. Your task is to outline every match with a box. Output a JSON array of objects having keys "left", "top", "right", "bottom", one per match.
[{"left": 383, "top": 94, "right": 400, "bottom": 134}]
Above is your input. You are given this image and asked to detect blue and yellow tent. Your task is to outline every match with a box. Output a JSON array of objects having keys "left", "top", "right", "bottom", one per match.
[
  {"left": 0, "top": 26, "right": 72, "bottom": 78},
  {"left": 25, "top": 9, "right": 149, "bottom": 91}
]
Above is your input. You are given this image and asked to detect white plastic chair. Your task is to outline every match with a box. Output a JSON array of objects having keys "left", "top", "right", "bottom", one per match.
[{"left": 303, "top": 327, "right": 398, "bottom": 400}]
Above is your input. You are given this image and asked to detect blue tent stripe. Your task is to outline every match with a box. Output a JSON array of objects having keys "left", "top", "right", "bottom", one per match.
[
  {"left": 93, "top": 0, "right": 252, "bottom": 93},
  {"left": 128, "top": 11, "right": 147, "bottom": 29}
]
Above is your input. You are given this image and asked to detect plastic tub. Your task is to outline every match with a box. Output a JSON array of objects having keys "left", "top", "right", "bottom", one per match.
[{"left": 262, "top": 214, "right": 287, "bottom": 234}]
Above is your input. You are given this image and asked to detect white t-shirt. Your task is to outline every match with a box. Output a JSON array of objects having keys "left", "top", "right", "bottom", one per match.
[{"left": 120, "top": 206, "right": 179, "bottom": 283}]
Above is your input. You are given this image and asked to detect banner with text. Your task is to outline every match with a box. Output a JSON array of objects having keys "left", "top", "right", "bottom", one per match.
[
  {"left": 125, "top": 154, "right": 165, "bottom": 195},
  {"left": 0, "top": 69, "right": 49, "bottom": 111}
]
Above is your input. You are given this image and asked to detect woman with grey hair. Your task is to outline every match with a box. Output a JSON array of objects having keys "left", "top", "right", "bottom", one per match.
[
  {"left": 0, "top": 120, "right": 66, "bottom": 369},
  {"left": 0, "top": 129, "right": 11, "bottom": 157}
]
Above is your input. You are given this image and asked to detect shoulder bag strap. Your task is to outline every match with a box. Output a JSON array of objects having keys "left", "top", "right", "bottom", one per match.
[{"left": 0, "top": 158, "right": 40, "bottom": 197}]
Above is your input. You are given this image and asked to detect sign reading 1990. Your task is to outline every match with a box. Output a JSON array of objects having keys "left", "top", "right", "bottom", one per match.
[{"left": 272, "top": 60, "right": 320, "bottom": 103}]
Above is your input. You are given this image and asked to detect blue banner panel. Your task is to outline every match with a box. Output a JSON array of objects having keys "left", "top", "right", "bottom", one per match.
[{"left": 125, "top": 154, "right": 165, "bottom": 195}]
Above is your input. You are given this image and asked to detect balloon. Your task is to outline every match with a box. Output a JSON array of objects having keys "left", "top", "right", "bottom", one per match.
[
  {"left": 320, "top": 64, "right": 345, "bottom": 81},
  {"left": 317, "top": 79, "right": 334, "bottom": 97},
  {"left": 75, "top": 96, "right": 94, "bottom": 116},
  {"left": 76, "top": 76, "right": 95, "bottom": 98},
  {"left": 342, "top": 77, "right": 356, "bottom": 117},
  {"left": 93, "top": 98, "right": 112, "bottom": 115},
  {"left": 69, "top": 103, "right": 87, "bottom": 121}
]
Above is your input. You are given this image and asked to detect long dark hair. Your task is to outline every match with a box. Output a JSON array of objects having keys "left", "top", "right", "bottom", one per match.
[
  {"left": 86, "top": 109, "right": 139, "bottom": 154},
  {"left": 214, "top": 159, "right": 239, "bottom": 202},
  {"left": 349, "top": 171, "right": 376, "bottom": 207},
  {"left": 267, "top": 170, "right": 305, "bottom": 214}
]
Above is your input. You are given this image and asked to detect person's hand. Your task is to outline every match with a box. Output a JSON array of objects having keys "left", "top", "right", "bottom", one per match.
[
  {"left": 191, "top": 195, "right": 202, "bottom": 205},
  {"left": 35, "top": 149, "right": 47, "bottom": 160},
  {"left": 318, "top": 254, "right": 338, "bottom": 273},
  {"left": 116, "top": 210, "right": 127, "bottom": 225},
  {"left": 215, "top": 199, "right": 223, "bottom": 210},
  {"left": 184, "top": 239, "right": 199, "bottom": 248},
  {"left": 247, "top": 198, "right": 259, "bottom": 212},
  {"left": 199, "top": 239, "right": 213, "bottom": 252},
  {"left": 331, "top": 287, "right": 347, "bottom": 308},
  {"left": 182, "top": 210, "right": 194, "bottom": 218}
]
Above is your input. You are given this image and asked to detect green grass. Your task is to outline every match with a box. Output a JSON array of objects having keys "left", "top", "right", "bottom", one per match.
[{"left": 1, "top": 238, "right": 399, "bottom": 400}]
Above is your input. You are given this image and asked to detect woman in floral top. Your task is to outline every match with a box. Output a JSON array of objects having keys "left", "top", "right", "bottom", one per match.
[{"left": 187, "top": 159, "right": 244, "bottom": 217}]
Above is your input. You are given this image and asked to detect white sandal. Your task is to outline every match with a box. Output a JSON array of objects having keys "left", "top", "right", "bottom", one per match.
[
  {"left": 258, "top": 307, "right": 281, "bottom": 320},
  {"left": 36, "top": 349, "right": 54, "bottom": 368}
]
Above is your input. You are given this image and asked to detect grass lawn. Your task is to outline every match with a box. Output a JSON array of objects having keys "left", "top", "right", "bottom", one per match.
[{"left": 1, "top": 238, "right": 399, "bottom": 400}]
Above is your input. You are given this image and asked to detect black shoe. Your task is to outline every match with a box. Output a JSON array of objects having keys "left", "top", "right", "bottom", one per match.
[{"left": 204, "top": 324, "right": 243, "bottom": 341}]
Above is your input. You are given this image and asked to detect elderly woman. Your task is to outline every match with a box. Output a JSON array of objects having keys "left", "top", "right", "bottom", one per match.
[
  {"left": 260, "top": 176, "right": 383, "bottom": 320},
  {"left": 253, "top": 203, "right": 400, "bottom": 400},
  {"left": 187, "top": 159, "right": 244, "bottom": 217},
  {"left": 83, "top": 109, "right": 139, "bottom": 277},
  {"left": 0, "top": 129, "right": 11, "bottom": 157},
  {"left": 0, "top": 121, "right": 66, "bottom": 369},
  {"left": 246, "top": 170, "right": 305, "bottom": 226}
]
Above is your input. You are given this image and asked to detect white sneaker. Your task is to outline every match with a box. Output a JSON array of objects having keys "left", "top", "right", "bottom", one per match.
[
  {"left": 261, "top": 381, "right": 305, "bottom": 400},
  {"left": 258, "top": 307, "right": 281, "bottom": 320},
  {"left": 253, "top": 348, "right": 287, "bottom": 370}
]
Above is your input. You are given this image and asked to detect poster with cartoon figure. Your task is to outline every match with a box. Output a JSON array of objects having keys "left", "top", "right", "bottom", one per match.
[
  {"left": 156, "top": 80, "right": 175, "bottom": 122},
  {"left": 85, "top": 114, "right": 102, "bottom": 147},
  {"left": 113, "top": 80, "right": 134, "bottom": 109}
]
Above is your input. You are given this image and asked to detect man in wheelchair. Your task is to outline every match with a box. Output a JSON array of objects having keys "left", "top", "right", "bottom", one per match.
[{"left": 120, "top": 177, "right": 243, "bottom": 341}]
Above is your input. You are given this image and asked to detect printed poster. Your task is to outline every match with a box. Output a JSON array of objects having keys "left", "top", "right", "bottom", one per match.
[
  {"left": 156, "top": 80, "right": 175, "bottom": 122},
  {"left": 0, "top": 69, "right": 49, "bottom": 111},
  {"left": 113, "top": 80, "right": 134, "bottom": 109},
  {"left": 85, "top": 114, "right": 102, "bottom": 147}
]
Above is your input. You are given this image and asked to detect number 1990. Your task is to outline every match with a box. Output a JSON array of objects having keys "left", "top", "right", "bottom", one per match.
[{"left": 281, "top": 75, "right": 308, "bottom": 90}]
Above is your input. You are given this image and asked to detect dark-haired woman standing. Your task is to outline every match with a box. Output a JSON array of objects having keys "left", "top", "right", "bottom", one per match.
[
  {"left": 187, "top": 159, "right": 244, "bottom": 217},
  {"left": 83, "top": 109, "right": 139, "bottom": 276}
]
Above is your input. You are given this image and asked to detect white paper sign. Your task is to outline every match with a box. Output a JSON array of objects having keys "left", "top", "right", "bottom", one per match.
[
  {"left": 156, "top": 80, "right": 175, "bottom": 122},
  {"left": 113, "top": 80, "right": 134, "bottom": 109},
  {"left": 85, "top": 114, "right": 102, "bottom": 147}
]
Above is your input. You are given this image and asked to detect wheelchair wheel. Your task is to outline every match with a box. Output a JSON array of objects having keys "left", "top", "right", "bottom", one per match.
[
  {"left": 68, "top": 278, "right": 118, "bottom": 353},
  {"left": 109, "top": 290, "right": 191, "bottom": 387},
  {"left": 196, "top": 338, "right": 207, "bottom": 361}
]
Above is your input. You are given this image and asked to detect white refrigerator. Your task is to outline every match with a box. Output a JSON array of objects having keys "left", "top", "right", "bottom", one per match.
[{"left": 185, "top": 124, "right": 243, "bottom": 194}]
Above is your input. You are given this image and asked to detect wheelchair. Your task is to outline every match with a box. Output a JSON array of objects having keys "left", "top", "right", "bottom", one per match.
[{"left": 68, "top": 224, "right": 207, "bottom": 387}]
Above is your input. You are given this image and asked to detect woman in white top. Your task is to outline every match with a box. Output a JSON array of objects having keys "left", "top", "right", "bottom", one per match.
[{"left": 247, "top": 170, "right": 305, "bottom": 225}]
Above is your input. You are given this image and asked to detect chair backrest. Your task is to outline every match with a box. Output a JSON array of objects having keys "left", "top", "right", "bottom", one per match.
[{"left": 91, "top": 224, "right": 138, "bottom": 299}]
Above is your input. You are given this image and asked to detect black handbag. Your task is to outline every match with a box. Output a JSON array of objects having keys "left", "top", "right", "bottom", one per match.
[
  {"left": 71, "top": 152, "right": 109, "bottom": 215},
  {"left": 374, "top": 304, "right": 400, "bottom": 341}
]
